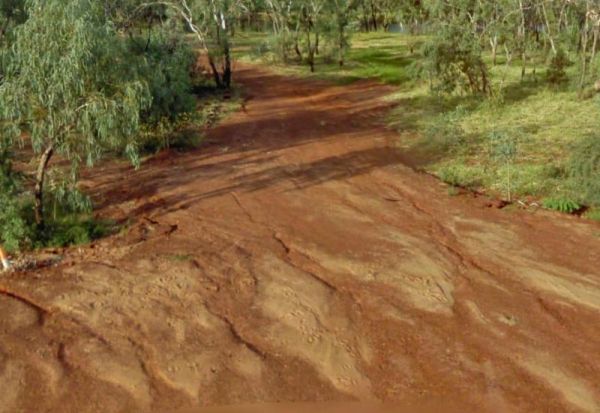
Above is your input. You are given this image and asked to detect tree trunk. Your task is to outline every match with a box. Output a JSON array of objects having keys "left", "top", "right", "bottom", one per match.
[
  {"left": 519, "top": 0, "right": 527, "bottom": 81},
  {"left": 306, "top": 21, "right": 315, "bottom": 72},
  {"left": 580, "top": 1, "right": 591, "bottom": 93},
  {"left": 208, "top": 55, "right": 223, "bottom": 88},
  {"left": 490, "top": 36, "right": 498, "bottom": 65},
  {"left": 339, "top": 29, "right": 345, "bottom": 67},
  {"left": 34, "top": 144, "right": 54, "bottom": 230},
  {"left": 541, "top": 1, "right": 557, "bottom": 55},
  {"left": 590, "top": 23, "right": 599, "bottom": 76},
  {"left": 223, "top": 47, "right": 232, "bottom": 89},
  {"left": 370, "top": 0, "right": 377, "bottom": 31}
]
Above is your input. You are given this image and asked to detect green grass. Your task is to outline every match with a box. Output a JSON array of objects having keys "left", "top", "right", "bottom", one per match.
[
  {"left": 235, "top": 31, "right": 424, "bottom": 85},
  {"left": 584, "top": 208, "right": 600, "bottom": 222}
]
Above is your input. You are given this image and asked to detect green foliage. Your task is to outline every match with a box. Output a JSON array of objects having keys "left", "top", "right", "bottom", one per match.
[
  {"left": 542, "top": 198, "right": 581, "bottom": 214},
  {"left": 421, "top": 23, "right": 490, "bottom": 95},
  {"left": 567, "top": 134, "right": 600, "bottom": 206},
  {"left": 0, "top": 154, "right": 30, "bottom": 251},
  {"left": 546, "top": 49, "right": 571, "bottom": 85},
  {"left": 422, "top": 106, "right": 467, "bottom": 152},
  {"left": 0, "top": 0, "right": 151, "bottom": 167},
  {"left": 41, "top": 216, "right": 114, "bottom": 248},
  {"left": 0, "top": 0, "right": 27, "bottom": 45},
  {"left": 127, "top": 29, "right": 199, "bottom": 152},
  {"left": 0, "top": 0, "right": 154, "bottom": 233},
  {"left": 584, "top": 208, "right": 600, "bottom": 222},
  {"left": 488, "top": 130, "right": 518, "bottom": 162},
  {"left": 488, "top": 129, "right": 519, "bottom": 201},
  {"left": 139, "top": 113, "right": 203, "bottom": 153},
  {"left": 437, "top": 164, "right": 482, "bottom": 189},
  {"left": 130, "top": 31, "right": 196, "bottom": 126},
  {"left": 46, "top": 173, "right": 93, "bottom": 219}
]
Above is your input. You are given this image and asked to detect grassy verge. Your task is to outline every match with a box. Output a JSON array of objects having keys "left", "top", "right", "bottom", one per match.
[{"left": 235, "top": 31, "right": 600, "bottom": 221}]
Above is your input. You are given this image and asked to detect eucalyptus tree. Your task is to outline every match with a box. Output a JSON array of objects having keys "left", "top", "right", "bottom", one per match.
[
  {"left": 330, "top": 0, "right": 359, "bottom": 66},
  {"left": 200, "top": 0, "right": 248, "bottom": 87},
  {"left": 264, "top": 0, "right": 295, "bottom": 62},
  {"left": 299, "top": 0, "right": 328, "bottom": 72},
  {"left": 0, "top": 0, "right": 151, "bottom": 229},
  {"left": 421, "top": 0, "right": 491, "bottom": 95},
  {"left": 130, "top": 0, "right": 248, "bottom": 88}
]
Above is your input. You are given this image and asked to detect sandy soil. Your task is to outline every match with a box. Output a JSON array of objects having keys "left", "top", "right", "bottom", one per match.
[{"left": 1, "top": 66, "right": 600, "bottom": 413}]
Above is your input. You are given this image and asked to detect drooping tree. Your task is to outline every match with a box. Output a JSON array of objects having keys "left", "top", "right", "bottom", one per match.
[{"left": 0, "top": 0, "right": 151, "bottom": 229}]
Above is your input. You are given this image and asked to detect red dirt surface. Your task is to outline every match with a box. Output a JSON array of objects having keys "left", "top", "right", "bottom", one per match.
[{"left": 1, "top": 66, "right": 600, "bottom": 413}]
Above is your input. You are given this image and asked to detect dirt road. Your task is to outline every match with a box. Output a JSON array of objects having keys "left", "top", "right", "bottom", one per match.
[{"left": 1, "top": 66, "right": 600, "bottom": 413}]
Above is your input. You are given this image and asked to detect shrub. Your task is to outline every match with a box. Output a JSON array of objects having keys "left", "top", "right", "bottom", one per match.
[
  {"left": 128, "top": 29, "right": 196, "bottom": 153},
  {"left": 41, "top": 216, "right": 114, "bottom": 248},
  {"left": 488, "top": 130, "right": 519, "bottom": 201},
  {"left": 0, "top": 153, "right": 30, "bottom": 251},
  {"left": 542, "top": 198, "right": 581, "bottom": 214},
  {"left": 133, "top": 32, "right": 196, "bottom": 124},
  {"left": 422, "top": 25, "right": 490, "bottom": 95},
  {"left": 546, "top": 49, "right": 571, "bottom": 85},
  {"left": 422, "top": 106, "right": 467, "bottom": 153}
]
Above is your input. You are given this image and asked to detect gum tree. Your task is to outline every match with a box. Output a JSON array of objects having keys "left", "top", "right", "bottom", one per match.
[
  {"left": 133, "top": 0, "right": 248, "bottom": 88},
  {"left": 0, "top": 0, "right": 151, "bottom": 229}
]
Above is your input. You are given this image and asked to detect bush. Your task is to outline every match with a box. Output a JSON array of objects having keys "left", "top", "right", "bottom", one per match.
[
  {"left": 131, "top": 32, "right": 196, "bottom": 125},
  {"left": 488, "top": 129, "right": 519, "bottom": 201},
  {"left": 546, "top": 49, "right": 570, "bottom": 85},
  {"left": 542, "top": 197, "right": 581, "bottom": 214},
  {"left": 422, "top": 25, "right": 490, "bottom": 95},
  {"left": 0, "top": 156, "right": 113, "bottom": 251},
  {"left": 0, "top": 154, "right": 30, "bottom": 251},
  {"left": 128, "top": 30, "right": 196, "bottom": 151},
  {"left": 422, "top": 106, "right": 467, "bottom": 152},
  {"left": 41, "top": 215, "right": 114, "bottom": 248}
]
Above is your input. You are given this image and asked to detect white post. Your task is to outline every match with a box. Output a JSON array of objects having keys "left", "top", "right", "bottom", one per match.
[{"left": 0, "top": 246, "right": 10, "bottom": 271}]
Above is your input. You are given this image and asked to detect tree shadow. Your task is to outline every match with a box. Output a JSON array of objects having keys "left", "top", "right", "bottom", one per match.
[{"left": 84, "top": 67, "right": 402, "bottom": 221}]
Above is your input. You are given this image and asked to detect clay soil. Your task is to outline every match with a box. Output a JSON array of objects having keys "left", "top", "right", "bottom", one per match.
[{"left": 1, "top": 66, "right": 600, "bottom": 413}]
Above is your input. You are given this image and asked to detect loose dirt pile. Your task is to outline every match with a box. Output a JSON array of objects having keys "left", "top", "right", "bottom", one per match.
[{"left": 1, "top": 66, "right": 599, "bottom": 413}]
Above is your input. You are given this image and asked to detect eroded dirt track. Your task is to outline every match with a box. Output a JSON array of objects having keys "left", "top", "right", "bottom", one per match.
[{"left": 1, "top": 66, "right": 600, "bottom": 413}]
